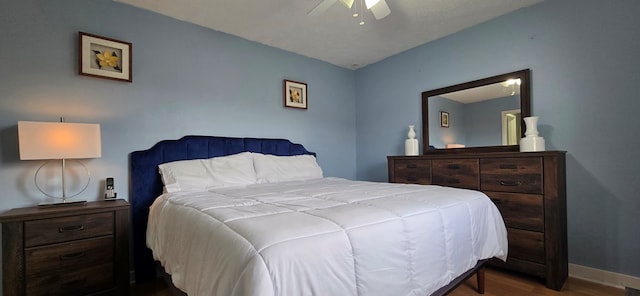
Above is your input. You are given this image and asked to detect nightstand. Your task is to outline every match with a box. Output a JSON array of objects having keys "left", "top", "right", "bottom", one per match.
[{"left": 0, "top": 200, "right": 130, "bottom": 296}]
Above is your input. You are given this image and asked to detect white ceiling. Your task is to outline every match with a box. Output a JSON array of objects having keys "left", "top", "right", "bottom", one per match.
[{"left": 114, "top": 0, "right": 542, "bottom": 69}]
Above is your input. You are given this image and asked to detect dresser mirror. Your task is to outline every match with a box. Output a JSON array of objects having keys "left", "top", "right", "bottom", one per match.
[{"left": 421, "top": 69, "right": 530, "bottom": 153}]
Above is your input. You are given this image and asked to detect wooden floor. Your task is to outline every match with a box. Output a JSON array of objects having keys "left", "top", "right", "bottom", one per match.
[{"left": 130, "top": 267, "right": 625, "bottom": 296}]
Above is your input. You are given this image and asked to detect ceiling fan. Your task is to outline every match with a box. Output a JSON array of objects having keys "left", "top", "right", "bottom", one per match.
[{"left": 308, "top": 0, "right": 391, "bottom": 21}]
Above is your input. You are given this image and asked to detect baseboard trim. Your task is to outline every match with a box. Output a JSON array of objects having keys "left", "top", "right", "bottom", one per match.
[{"left": 570, "top": 264, "right": 640, "bottom": 290}]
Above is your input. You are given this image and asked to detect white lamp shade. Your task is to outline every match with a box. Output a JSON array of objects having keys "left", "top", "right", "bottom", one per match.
[{"left": 18, "top": 121, "right": 102, "bottom": 160}]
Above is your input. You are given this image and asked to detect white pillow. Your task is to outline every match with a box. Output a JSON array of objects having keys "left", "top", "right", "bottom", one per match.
[
  {"left": 252, "top": 153, "right": 323, "bottom": 183},
  {"left": 158, "top": 158, "right": 212, "bottom": 193},
  {"left": 202, "top": 152, "right": 257, "bottom": 188},
  {"left": 158, "top": 152, "right": 257, "bottom": 192}
]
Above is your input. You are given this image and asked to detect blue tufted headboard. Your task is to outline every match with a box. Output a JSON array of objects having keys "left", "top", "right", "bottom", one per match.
[{"left": 130, "top": 135, "right": 316, "bottom": 282}]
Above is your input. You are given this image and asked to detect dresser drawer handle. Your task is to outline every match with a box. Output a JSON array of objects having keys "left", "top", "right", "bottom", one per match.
[
  {"left": 499, "top": 164, "right": 517, "bottom": 169},
  {"left": 60, "top": 252, "right": 86, "bottom": 261},
  {"left": 499, "top": 180, "right": 522, "bottom": 187},
  {"left": 447, "top": 164, "right": 461, "bottom": 170},
  {"left": 406, "top": 175, "right": 418, "bottom": 182},
  {"left": 58, "top": 224, "right": 85, "bottom": 233},
  {"left": 447, "top": 178, "right": 461, "bottom": 184},
  {"left": 406, "top": 164, "right": 417, "bottom": 169}
]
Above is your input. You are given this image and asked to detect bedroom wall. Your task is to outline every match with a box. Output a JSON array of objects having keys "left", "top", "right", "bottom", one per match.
[
  {"left": 464, "top": 95, "right": 520, "bottom": 147},
  {"left": 427, "top": 96, "right": 466, "bottom": 148},
  {"left": 0, "top": 0, "right": 356, "bottom": 214},
  {"left": 0, "top": 2, "right": 356, "bottom": 287},
  {"left": 355, "top": 0, "right": 639, "bottom": 280}
]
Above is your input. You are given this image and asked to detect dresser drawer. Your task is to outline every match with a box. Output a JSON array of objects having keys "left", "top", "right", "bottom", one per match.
[
  {"left": 26, "top": 236, "right": 114, "bottom": 276},
  {"left": 485, "top": 192, "right": 544, "bottom": 232},
  {"left": 507, "top": 228, "right": 545, "bottom": 264},
  {"left": 480, "top": 157, "right": 543, "bottom": 194},
  {"left": 432, "top": 159, "right": 479, "bottom": 189},
  {"left": 25, "top": 212, "right": 114, "bottom": 247},
  {"left": 393, "top": 159, "right": 431, "bottom": 184},
  {"left": 26, "top": 262, "right": 114, "bottom": 296}
]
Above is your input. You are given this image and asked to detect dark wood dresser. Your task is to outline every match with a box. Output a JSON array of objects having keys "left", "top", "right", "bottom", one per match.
[
  {"left": 0, "top": 200, "right": 130, "bottom": 296},
  {"left": 388, "top": 151, "right": 567, "bottom": 290}
]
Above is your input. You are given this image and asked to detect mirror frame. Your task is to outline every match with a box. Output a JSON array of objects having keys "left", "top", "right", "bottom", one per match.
[{"left": 421, "top": 69, "right": 530, "bottom": 154}]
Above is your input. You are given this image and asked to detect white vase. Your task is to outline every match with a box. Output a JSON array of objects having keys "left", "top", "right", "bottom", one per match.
[
  {"left": 405, "top": 125, "right": 419, "bottom": 156},
  {"left": 520, "top": 116, "right": 545, "bottom": 152}
]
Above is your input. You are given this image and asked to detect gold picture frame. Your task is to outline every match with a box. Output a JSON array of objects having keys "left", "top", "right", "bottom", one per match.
[{"left": 79, "top": 32, "right": 132, "bottom": 82}]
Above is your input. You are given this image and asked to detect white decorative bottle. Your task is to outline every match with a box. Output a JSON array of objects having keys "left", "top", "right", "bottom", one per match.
[
  {"left": 520, "top": 116, "right": 545, "bottom": 152},
  {"left": 405, "top": 125, "right": 419, "bottom": 156}
]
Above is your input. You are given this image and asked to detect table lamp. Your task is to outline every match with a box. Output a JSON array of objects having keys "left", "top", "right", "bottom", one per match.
[{"left": 18, "top": 118, "right": 101, "bottom": 206}]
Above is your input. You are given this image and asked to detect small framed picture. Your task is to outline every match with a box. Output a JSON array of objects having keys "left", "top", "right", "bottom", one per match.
[
  {"left": 79, "top": 32, "right": 132, "bottom": 82},
  {"left": 283, "top": 80, "right": 307, "bottom": 109},
  {"left": 440, "top": 111, "right": 450, "bottom": 128}
]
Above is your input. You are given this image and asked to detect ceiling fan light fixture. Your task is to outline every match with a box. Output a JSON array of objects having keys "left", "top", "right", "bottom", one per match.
[
  {"left": 501, "top": 78, "right": 522, "bottom": 87},
  {"left": 364, "top": 0, "right": 380, "bottom": 9},
  {"left": 370, "top": 0, "right": 390, "bottom": 19},
  {"left": 340, "top": 0, "right": 354, "bottom": 9}
]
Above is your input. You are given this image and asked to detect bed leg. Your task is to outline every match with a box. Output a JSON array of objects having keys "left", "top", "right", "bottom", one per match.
[{"left": 476, "top": 268, "right": 485, "bottom": 294}]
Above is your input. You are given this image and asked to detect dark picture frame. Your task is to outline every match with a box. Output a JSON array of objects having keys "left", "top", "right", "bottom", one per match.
[
  {"left": 440, "top": 111, "right": 450, "bottom": 128},
  {"left": 79, "top": 32, "right": 132, "bottom": 82},
  {"left": 283, "top": 80, "right": 307, "bottom": 109}
]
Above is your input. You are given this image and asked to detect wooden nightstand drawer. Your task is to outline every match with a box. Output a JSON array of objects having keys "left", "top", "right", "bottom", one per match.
[
  {"left": 432, "top": 159, "right": 479, "bottom": 189},
  {"left": 26, "top": 262, "right": 114, "bottom": 296},
  {"left": 393, "top": 159, "right": 431, "bottom": 184},
  {"left": 25, "top": 212, "right": 114, "bottom": 247},
  {"left": 26, "top": 236, "right": 114, "bottom": 276},
  {"left": 507, "top": 228, "right": 545, "bottom": 264},
  {"left": 485, "top": 192, "right": 543, "bottom": 232},
  {"left": 480, "top": 157, "right": 542, "bottom": 194},
  {"left": 1, "top": 200, "right": 130, "bottom": 296}
]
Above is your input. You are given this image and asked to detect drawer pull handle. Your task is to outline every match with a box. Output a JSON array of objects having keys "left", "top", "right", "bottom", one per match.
[
  {"left": 447, "top": 178, "right": 461, "bottom": 184},
  {"left": 406, "top": 164, "right": 417, "bottom": 169},
  {"left": 447, "top": 164, "right": 461, "bottom": 170},
  {"left": 499, "top": 180, "right": 522, "bottom": 187},
  {"left": 58, "top": 224, "right": 84, "bottom": 233},
  {"left": 60, "top": 252, "right": 85, "bottom": 260},
  {"left": 406, "top": 176, "right": 418, "bottom": 181},
  {"left": 499, "top": 164, "right": 517, "bottom": 169}
]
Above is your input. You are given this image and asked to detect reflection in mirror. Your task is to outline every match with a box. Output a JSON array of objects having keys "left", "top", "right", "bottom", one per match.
[{"left": 421, "top": 69, "right": 530, "bottom": 152}]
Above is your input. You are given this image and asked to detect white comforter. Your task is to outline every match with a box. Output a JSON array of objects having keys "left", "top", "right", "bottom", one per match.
[{"left": 147, "top": 177, "right": 507, "bottom": 296}]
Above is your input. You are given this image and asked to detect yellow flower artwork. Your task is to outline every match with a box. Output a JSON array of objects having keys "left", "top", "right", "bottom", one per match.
[
  {"left": 97, "top": 51, "right": 119, "bottom": 68},
  {"left": 93, "top": 49, "right": 122, "bottom": 71}
]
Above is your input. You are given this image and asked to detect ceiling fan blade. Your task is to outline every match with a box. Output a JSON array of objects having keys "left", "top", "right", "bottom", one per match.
[
  {"left": 339, "top": 0, "right": 354, "bottom": 9},
  {"left": 370, "top": 0, "right": 390, "bottom": 19},
  {"left": 307, "top": 0, "right": 338, "bottom": 16}
]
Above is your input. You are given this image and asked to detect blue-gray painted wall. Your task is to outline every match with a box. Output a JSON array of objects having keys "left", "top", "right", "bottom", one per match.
[
  {"left": 464, "top": 95, "right": 520, "bottom": 147},
  {"left": 0, "top": 0, "right": 356, "bottom": 211},
  {"left": 0, "top": 0, "right": 638, "bottom": 287},
  {"left": 356, "top": 0, "right": 639, "bottom": 279}
]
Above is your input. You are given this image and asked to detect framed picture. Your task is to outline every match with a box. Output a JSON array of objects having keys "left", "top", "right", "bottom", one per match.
[
  {"left": 440, "top": 111, "right": 450, "bottom": 128},
  {"left": 79, "top": 32, "right": 132, "bottom": 82},
  {"left": 283, "top": 80, "right": 307, "bottom": 109}
]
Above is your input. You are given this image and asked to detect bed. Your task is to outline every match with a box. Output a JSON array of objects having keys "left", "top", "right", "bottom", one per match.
[{"left": 130, "top": 136, "right": 508, "bottom": 296}]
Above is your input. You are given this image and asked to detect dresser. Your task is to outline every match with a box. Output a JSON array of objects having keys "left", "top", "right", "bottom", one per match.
[
  {"left": 388, "top": 151, "right": 567, "bottom": 290},
  {"left": 0, "top": 200, "right": 130, "bottom": 296}
]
